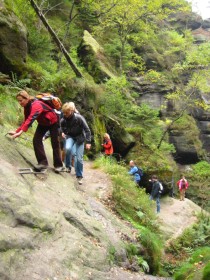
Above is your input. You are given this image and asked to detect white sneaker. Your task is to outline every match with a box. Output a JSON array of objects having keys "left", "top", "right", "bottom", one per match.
[
  {"left": 77, "top": 177, "right": 83, "bottom": 185},
  {"left": 54, "top": 166, "right": 64, "bottom": 173},
  {"left": 35, "top": 164, "right": 48, "bottom": 171}
]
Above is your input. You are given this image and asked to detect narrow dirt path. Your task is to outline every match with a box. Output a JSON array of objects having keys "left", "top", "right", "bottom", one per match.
[
  {"left": 158, "top": 196, "right": 201, "bottom": 243},
  {"left": 81, "top": 161, "right": 201, "bottom": 241},
  {"left": 69, "top": 161, "right": 173, "bottom": 280}
]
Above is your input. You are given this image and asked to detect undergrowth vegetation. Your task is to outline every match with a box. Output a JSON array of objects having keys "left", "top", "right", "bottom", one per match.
[
  {"left": 187, "top": 161, "right": 210, "bottom": 210},
  {"left": 167, "top": 213, "right": 210, "bottom": 255},
  {"left": 0, "top": 85, "right": 23, "bottom": 126},
  {"left": 93, "top": 156, "right": 163, "bottom": 274},
  {"left": 93, "top": 156, "right": 158, "bottom": 229},
  {"left": 174, "top": 247, "right": 210, "bottom": 280},
  {"left": 163, "top": 213, "right": 210, "bottom": 278}
]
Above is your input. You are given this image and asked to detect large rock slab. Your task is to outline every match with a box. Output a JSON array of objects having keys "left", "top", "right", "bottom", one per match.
[
  {"left": 130, "top": 76, "right": 173, "bottom": 110},
  {"left": 0, "top": 126, "right": 153, "bottom": 280},
  {"left": 78, "top": 30, "right": 116, "bottom": 83}
]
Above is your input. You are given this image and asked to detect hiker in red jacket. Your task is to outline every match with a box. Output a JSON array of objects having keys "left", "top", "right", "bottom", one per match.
[
  {"left": 101, "top": 133, "right": 113, "bottom": 156},
  {"left": 176, "top": 175, "right": 189, "bottom": 201},
  {"left": 8, "top": 90, "right": 63, "bottom": 172}
]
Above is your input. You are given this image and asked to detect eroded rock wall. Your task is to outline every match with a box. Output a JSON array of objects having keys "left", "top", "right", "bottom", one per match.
[{"left": 0, "top": 1, "right": 27, "bottom": 75}]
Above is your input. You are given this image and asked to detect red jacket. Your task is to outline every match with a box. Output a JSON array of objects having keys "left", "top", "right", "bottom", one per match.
[
  {"left": 102, "top": 139, "right": 113, "bottom": 155},
  {"left": 16, "top": 100, "right": 58, "bottom": 132},
  {"left": 177, "top": 179, "right": 189, "bottom": 190}
]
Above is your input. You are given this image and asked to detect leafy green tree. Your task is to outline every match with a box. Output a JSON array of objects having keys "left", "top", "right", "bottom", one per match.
[{"left": 83, "top": 0, "right": 190, "bottom": 72}]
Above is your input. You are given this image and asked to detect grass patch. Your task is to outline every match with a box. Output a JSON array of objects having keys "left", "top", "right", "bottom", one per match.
[
  {"left": 137, "top": 226, "right": 163, "bottom": 274},
  {"left": 93, "top": 156, "right": 158, "bottom": 231},
  {"left": 93, "top": 156, "right": 163, "bottom": 275},
  {"left": 164, "top": 213, "right": 210, "bottom": 277},
  {"left": 174, "top": 247, "right": 210, "bottom": 280}
]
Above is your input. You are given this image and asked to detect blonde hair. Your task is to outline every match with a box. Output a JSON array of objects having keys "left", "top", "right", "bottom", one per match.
[
  {"left": 104, "top": 133, "right": 110, "bottom": 139},
  {"left": 16, "top": 90, "right": 34, "bottom": 100},
  {"left": 62, "top": 101, "right": 79, "bottom": 114}
]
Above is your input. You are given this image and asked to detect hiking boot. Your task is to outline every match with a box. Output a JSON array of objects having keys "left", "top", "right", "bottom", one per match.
[
  {"left": 77, "top": 177, "right": 83, "bottom": 185},
  {"left": 54, "top": 166, "right": 65, "bottom": 173},
  {"left": 66, "top": 167, "right": 71, "bottom": 173},
  {"left": 34, "top": 164, "right": 48, "bottom": 171}
]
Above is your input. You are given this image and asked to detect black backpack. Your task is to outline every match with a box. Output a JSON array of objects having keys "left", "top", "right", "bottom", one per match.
[{"left": 136, "top": 167, "right": 143, "bottom": 177}]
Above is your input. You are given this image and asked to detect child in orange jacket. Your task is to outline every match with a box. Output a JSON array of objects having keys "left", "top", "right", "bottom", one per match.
[{"left": 101, "top": 133, "right": 113, "bottom": 156}]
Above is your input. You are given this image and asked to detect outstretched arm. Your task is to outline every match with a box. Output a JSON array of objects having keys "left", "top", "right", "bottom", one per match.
[{"left": 10, "top": 130, "right": 23, "bottom": 139}]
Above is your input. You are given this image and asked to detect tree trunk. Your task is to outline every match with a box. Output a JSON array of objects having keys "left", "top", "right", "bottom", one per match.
[
  {"left": 29, "top": 0, "right": 83, "bottom": 78},
  {"left": 58, "top": 0, "right": 78, "bottom": 70}
]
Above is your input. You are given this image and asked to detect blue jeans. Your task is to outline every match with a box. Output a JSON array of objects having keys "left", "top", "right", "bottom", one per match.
[
  {"left": 64, "top": 138, "right": 76, "bottom": 168},
  {"left": 149, "top": 195, "right": 160, "bottom": 213},
  {"left": 65, "top": 137, "right": 84, "bottom": 177}
]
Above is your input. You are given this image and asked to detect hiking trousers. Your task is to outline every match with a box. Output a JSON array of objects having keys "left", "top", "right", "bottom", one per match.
[
  {"left": 180, "top": 188, "right": 186, "bottom": 201},
  {"left": 33, "top": 123, "right": 63, "bottom": 168},
  {"left": 65, "top": 137, "right": 84, "bottom": 178},
  {"left": 150, "top": 195, "right": 160, "bottom": 213}
]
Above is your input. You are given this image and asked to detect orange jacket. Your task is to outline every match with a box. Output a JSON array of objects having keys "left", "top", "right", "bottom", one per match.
[{"left": 102, "top": 139, "right": 113, "bottom": 155}]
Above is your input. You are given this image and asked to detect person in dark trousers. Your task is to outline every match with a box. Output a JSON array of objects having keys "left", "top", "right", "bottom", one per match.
[
  {"left": 128, "top": 160, "right": 141, "bottom": 186},
  {"left": 149, "top": 175, "right": 161, "bottom": 213},
  {"left": 101, "top": 133, "right": 113, "bottom": 157},
  {"left": 42, "top": 111, "right": 69, "bottom": 166},
  {"left": 61, "top": 102, "right": 91, "bottom": 185},
  {"left": 8, "top": 90, "right": 63, "bottom": 172}
]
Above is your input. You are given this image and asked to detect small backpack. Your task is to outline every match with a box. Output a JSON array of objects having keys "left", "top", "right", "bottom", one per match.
[
  {"left": 136, "top": 167, "right": 143, "bottom": 177},
  {"left": 181, "top": 179, "right": 186, "bottom": 189},
  {"left": 36, "top": 93, "right": 62, "bottom": 110},
  {"left": 159, "top": 182, "right": 164, "bottom": 193}
]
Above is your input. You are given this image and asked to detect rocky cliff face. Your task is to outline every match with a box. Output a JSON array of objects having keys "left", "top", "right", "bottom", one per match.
[
  {"left": 0, "top": 1, "right": 27, "bottom": 75},
  {"left": 131, "top": 76, "right": 173, "bottom": 109},
  {"left": 191, "top": 17, "right": 210, "bottom": 44},
  {"left": 130, "top": 12, "right": 210, "bottom": 164},
  {"left": 130, "top": 76, "right": 204, "bottom": 164},
  {"left": 192, "top": 96, "right": 210, "bottom": 158},
  {"left": 78, "top": 30, "right": 117, "bottom": 83}
]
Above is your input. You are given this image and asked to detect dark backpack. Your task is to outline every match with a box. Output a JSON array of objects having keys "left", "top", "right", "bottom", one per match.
[
  {"left": 181, "top": 180, "right": 186, "bottom": 189},
  {"left": 36, "top": 93, "right": 62, "bottom": 110},
  {"left": 136, "top": 167, "right": 143, "bottom": 177}
]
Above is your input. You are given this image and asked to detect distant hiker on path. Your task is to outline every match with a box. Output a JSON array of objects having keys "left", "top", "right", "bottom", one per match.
[
  {"left": 149, "top": 175, "right": 161, "bottom": 213},
  {"left": 101, "top": 133, "right": 113, "bottom": 157},
  {"left": 176, "top": 175, "right": 189, "bottom": 201},
  {"left": 61, "top": 102, "right": 91, "bottom": 185},
  {"left": 8, "top": 90, "right": 63, "bottom": 172},
  {"left": 128, "top": 160, "right": 141, "bottom": 186}
]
